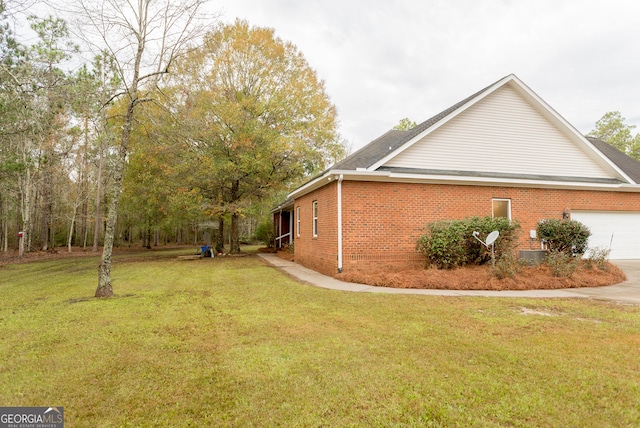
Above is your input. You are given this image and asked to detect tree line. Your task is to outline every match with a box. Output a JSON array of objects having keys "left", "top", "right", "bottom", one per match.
[{"left": 1, "top": 0, "right": 344, "bottom": 296}]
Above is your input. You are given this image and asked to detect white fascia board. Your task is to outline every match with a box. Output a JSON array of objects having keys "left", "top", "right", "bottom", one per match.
[
  {"left": 367, "top": 75, "right": 516, "bottom": 171},
  {"left": 288, "top": 170, "right": 392, "bottom": 199},
  {"left": 289, "top": 169, "right": 640, "bottom": 200},
  {"left": 287, "top": 171, "right": 333, "bottom": 200}
]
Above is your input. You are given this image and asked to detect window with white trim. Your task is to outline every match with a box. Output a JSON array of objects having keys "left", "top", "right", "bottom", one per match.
[
  {"left": 296, "top": 206, "right": 300, "bottom": 237},
  {"left": 312, "top": 201, "right": 318, "bottom": 237},
  {"left": 492, "top": 198, "right": 511, "bottom": 220}
]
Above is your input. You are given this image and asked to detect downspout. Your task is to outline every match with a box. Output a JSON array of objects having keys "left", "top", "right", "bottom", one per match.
[{"left": 337, "top": 174, "right": 344, "bottom": 273}]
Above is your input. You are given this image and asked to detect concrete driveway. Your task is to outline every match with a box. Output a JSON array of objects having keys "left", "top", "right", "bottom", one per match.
[
  {"left": 565, "top": 260, "right": 640, "bottom": 305},
  {"left": 258, "top": 254, "right": 640, "bottom": 305}
]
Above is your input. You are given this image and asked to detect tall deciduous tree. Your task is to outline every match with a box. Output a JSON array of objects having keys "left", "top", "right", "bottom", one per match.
[
  {"left": 589, "top": 111, "right": 640, "bottom": 159},
  {"left": 172, "top": 20, "right": 344, "bottom": 253},
  {"left": 73, "top": 0, "right": 211, "bottom": 297}
]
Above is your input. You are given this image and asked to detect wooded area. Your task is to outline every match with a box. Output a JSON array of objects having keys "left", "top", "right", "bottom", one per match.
[{"left": 0, "top": 1, "right": 344, "bottom": 295}]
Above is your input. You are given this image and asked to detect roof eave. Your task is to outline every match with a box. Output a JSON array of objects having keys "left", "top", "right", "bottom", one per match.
[{"left": 288, "top": 169, "right": 640, "bottom": 200}]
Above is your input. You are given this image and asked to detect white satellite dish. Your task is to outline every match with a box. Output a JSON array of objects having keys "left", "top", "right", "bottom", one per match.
[
  {"left": 472, "top": 230, "right": 500, "bottom": 248},
  {"left": 471, "top": 230, "right": 500, "bottom": 267},
  {"left": 486, "top": 230, "right": 500, "bottom": 246}
]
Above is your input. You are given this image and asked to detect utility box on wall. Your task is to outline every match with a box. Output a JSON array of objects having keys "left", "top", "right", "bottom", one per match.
[{"left": 518, "top": 250, "right": 547, "bottom": 265}]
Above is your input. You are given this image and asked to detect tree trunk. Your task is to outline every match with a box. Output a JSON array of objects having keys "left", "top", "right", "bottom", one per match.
[
  {"left": 40, "top": 168, "right": 52, "bottom": 251},
  {"left": 80, "top": 199, "right": 87, "bottom": 248},
  {"left": 18, "top": 168, "right": 33, "bottom": 258},
  {"left": 92, "top": 140, "right": 103, "bottom": 252},
  {"left": 0, "top": 194, "right": 7, "bottom": 253},
  {"left": 216, "top": 216, "right": 224, "bottom": 253},
  {"left": 144, "top": 222, "right": 151, "bottom": 249},
  {"left": 229, "top": 179, "right": 241, "bottom": 253},
  {"left": 230, "top": 212, "right": 240, "bottom": 253},
  {"left": 67, "top": 207, "right": 76, "bottom": 253},
  {"left": 96, "top": 101, "right": 133, "bottom": 297},
  {"left": 96, "top": 195, "right": 117, "bottom": 297},
  {"left": 80, "top": 115, "right": 89, "bottom": 249}
]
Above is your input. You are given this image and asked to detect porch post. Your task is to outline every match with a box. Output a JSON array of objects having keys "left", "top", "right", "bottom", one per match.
[
  {"left": 278, "top": 209, "right": 282, "bottom": 248},
  {"left": 289, "top": 209, "right": 293, "bottom": 245}
]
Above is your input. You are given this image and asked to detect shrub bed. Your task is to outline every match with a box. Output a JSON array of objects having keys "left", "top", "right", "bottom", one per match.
[{"left": 338, "top": 261, "right": 625, "bottom": 290}]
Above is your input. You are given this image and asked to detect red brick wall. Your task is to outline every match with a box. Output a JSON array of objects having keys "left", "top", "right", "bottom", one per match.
[
  {"left": 294, "top": 180, "right": 640, "bottom": 275},
  {"left": 294, "top": 182, "right": 339, "bottom": 275}
]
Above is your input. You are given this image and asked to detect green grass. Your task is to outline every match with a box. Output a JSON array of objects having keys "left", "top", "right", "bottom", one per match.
[{"left": 1, "top": 248, "right": 639, "bottom": 427}]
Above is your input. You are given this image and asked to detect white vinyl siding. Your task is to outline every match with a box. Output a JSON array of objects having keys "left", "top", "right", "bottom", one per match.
[{"left": 383, "top": 85, "right": 613, "bottom": 179}]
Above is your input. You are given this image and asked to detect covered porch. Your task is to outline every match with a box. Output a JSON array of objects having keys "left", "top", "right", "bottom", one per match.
[{"left": 271, "top": 198, "right": 295, "bottom": 249}]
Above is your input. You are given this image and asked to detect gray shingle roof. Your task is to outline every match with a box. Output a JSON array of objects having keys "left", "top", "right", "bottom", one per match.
[
  {"left": 587, "top": 137, "right": 640, "bottom": 184},
  {"left": 330, "top": 129, "right": 408, "bottom": 170}
]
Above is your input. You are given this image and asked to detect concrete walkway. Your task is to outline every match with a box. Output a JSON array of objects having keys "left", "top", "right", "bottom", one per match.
[{"left": 257, "top": 253, "right": 640, "bottom": 305}]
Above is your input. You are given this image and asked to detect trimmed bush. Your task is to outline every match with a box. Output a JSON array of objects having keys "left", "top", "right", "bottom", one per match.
[
  {"left": 536, "top": 219, "right": 590, "bottom": 255},
  {"left": 416, "top": 220, "right": 467, "bottom": 269},
  {"left": 416, "top": 216, "right": 521, "bottom": 269}
]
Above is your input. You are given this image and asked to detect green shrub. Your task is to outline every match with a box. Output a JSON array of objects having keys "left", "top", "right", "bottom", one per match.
[
  {"left": 546, "top": 250, "right": 579, "bottom": 277},
  {"left": 465, "top": 216, "right": 520, "bottom": 264},
  {"left": 536, "top": 219, "right": 590, "bottom": 255},
  {"left": 255, "top": 221, "right": 275, "bottom": 248},
  {"left": 416, "top": 220, "right": 467, "bottom": 269},
  {"left": 492, "top": 250, "right": 520, "bottom": 279},
  {"left": 416, "top": 216, "right": 521, "bottom": 269},
  {"left": 585, "top": 246, "right": 611, "bottom": 270}
]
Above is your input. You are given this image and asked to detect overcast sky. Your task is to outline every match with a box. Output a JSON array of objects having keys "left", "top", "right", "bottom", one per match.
[{"left": 217, "top": 0, "right": 640, "bottom": 151}]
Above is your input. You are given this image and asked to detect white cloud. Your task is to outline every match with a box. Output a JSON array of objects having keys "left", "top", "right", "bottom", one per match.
[{"left": 218, "top": 0, "right": 640, "bottom": 149}]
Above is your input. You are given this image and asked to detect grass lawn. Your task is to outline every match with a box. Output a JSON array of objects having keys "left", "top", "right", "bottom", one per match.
[{"left": 1, "top": 247, "right": 639, "bottom": 427}]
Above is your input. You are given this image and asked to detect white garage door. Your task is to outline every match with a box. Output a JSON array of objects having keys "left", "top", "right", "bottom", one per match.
[{"left": 571, "top": 211, "right": 640, "bottom": 259}]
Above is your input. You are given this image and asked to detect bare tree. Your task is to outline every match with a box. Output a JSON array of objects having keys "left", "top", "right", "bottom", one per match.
[{"left": 71, "top": 0, "right": 213, "bottom": 297}]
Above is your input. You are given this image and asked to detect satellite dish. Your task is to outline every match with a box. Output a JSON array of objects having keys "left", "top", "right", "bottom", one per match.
[{"left": 486, "top": 230, "right": 500, "bottom": 246}]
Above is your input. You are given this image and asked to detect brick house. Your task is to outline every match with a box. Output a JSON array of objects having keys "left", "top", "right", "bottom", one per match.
[{"left": 273, "top": 74, "right": 640, "bottom": 276}]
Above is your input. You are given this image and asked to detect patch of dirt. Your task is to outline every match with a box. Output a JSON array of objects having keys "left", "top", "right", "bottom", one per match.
[
  {"left": 519, "top": 307, "right": 555, "bottom": 316},
  {"left": 336, "top": 262, "right": 626, "bottom": 291}
]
